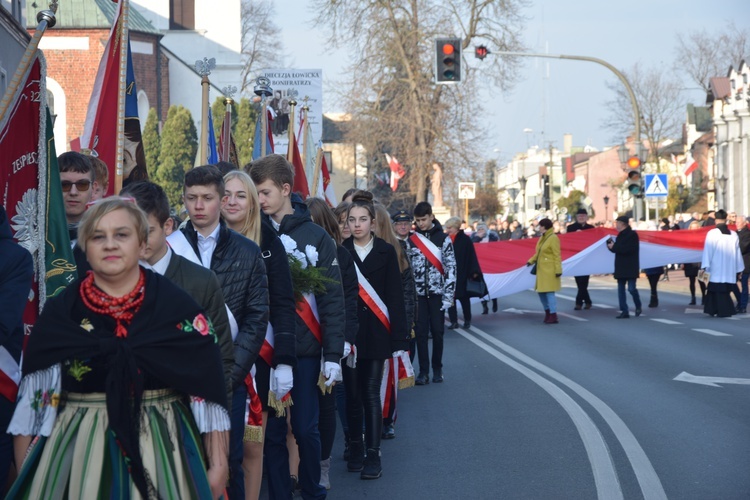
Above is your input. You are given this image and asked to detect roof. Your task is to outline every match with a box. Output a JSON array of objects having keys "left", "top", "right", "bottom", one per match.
[
  {"left": 707, "top": 77, "right": 731, "bottom": 103},
  {"left": 322, "top": 113, "right": 352, "bottom": 143},
  {"left": 27, "top": 0, "right": 160, "bottom": 36}
]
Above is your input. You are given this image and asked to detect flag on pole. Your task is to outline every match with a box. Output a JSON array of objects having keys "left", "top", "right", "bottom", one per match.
[
  {"left": 287, "top": 122, "right": 309, "bottom": 198},
  {"left": 122, "top": 41, "right": 148, "bottom": 186},
  {"left": 219, "top": 105, "right": 239, "bottom": 167},
  {"left": 252, "top": 108, "right": 274, "bottom": 160},
  {"left": 207, "top": 111, "right": 219, "bottom": 164},
  {"left": 301, "top": 110, "right": 317, "bottom": 186},
  {"left": 683, "top": 151, "right": 698, "bottom": 176},
  {"left": 0, "top": 53, "right": 77, "bottom": 398},
  {"left": 79, "top": 0, "right": 135, "bottom": 194},
  {"left": 385, "top": 153, "right": 405, "bottom": 191}
]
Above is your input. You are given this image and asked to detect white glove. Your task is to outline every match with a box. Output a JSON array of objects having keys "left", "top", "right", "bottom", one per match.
[
  {"left": 441, "top": 300, "right": 452, "bottom": 312},
  {"left": 342, "top": 341, "right": 352, "bottom": 359},
  {"left": 272, "top": 364, "right": 293, "bottom": 400},
  {"left": 324, "top": 361, "right": 341, "bottom": 387},
  {"left": 392, "top": 349, "right": 405, "bottom": 359}
]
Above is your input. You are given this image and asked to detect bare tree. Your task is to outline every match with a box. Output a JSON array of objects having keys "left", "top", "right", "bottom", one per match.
[
  {"left": 604, "top": 63, "right": 684, "bottom": 162},
  {"left": 675, "top": 23, "right": 750, "bottom": 92},
  {"left": 310, "top": 0, "right": 527, "bottom": 203},
  {"left": 240, "top": 0, "right": 285, "bottom": 93}
]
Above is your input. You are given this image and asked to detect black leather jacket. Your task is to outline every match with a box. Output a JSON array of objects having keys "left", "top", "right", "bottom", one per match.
[{"left": 182, "top": 220, "right": 269, "bottom": 388}]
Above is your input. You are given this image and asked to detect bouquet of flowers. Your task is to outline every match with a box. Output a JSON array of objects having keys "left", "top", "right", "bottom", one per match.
[{"left": 279, "top": 235, "right": 337, "bottom": 302}]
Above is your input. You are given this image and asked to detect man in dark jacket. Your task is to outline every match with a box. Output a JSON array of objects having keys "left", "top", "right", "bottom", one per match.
[
  {"left": 249, "top": 154, "right": 345, "bottom": 500},
  {"left": 607, "top": 215, "right": 642, "bottom": 318},
  {"left": 0, "top": 205, "right": 33, "bottom": 488},
  {"left": 180, "top": 166, "right": 270, "bottom": 500},
  {"left": 445, "top": 217, "right": 482, "bottom": 329},
  {"left": 58, "top": 151, "right": 95, "bottom": 274},
  {"left": 121, "top": 181, "right": 235, "bottom": 406},
  {"left": 567, "top": 208, "right": 595, "bottom": 310},
  {"left": 409, "top": 202, "right": 456, "bottom": 385},
  {"left": 736, "top": 216, "right": 750, "bottom": 313}
]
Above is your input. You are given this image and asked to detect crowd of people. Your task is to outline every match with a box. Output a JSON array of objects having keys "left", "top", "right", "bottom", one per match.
[{"left": 1, "top": 149, "right": 748, "bottom": 499}]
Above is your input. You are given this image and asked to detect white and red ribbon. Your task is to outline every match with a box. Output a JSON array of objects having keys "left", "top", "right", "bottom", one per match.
[
  {"left": 410, "top": 232, "right": 444, "bottom": 275},
  {"left": 354, "top": 263, "right": 390, "bottom": 333}
]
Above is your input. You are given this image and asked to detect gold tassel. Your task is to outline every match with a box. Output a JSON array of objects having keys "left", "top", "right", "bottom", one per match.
[
  {"left": 317, "top": 372, "right": 333, "bottom": 395},
  {"left": 267, "top": 390, "right": 293, "bottom": 418},
  {"left": 243, "top": 425, "right": 263, "bottom": 443},
  {"left": 398, "top": 375, "right": 415, "bottom": 390}
]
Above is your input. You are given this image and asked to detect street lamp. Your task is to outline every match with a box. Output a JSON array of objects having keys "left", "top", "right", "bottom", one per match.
[
  {"left": 519, "top": 176, "right": 528, "bottom": 225},
  {"left": 617, "top": 143, "right": 629, "bottom": 164},
  {"left": 603, "top": 195, "right": 610, "bottom": 222},
  {"left": 717, "top": 176, "right": 728, "bottom": 208}
]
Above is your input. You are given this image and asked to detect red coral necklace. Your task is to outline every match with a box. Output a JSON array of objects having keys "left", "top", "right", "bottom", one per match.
[{"left": 80, "top": 270, "right": 145, "bottom": 338}]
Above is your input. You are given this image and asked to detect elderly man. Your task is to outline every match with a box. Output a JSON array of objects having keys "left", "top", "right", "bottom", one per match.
[
  {"left": 567, "top": 208, "right": 595, "bottom": 309},
  {"left": 701, "top": 209, "right": 744, "bottom": 317}
]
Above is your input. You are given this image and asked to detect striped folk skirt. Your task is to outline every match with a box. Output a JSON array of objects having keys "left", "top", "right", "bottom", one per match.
[{"left": 8, "top": 389, "right": 214, "bottom": 499}]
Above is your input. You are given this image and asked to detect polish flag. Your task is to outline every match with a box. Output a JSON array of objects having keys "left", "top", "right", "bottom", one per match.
[
  {"left": 474, "top": 227, "right": 709, "bottom": 299},
  {"left": 385, "top": 153, "right": 405, "bottom": 191},
  {"left": 683, "top": 151, "right": 698, "bottom": 176}
]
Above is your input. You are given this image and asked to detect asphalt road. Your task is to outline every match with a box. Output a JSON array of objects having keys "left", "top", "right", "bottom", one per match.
[{"left": 283, "top": 276, "right": 750, "bottom": 499}]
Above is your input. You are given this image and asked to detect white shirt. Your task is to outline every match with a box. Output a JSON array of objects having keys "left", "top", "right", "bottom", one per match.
[
  {"left": 701, "top": 226, "right": 744, "bottom": 284},
  {"left": 140, "top": 247, "right": 172, "bottom": 276},
  {"left": 197, "top": 223, "right": 221, "bottom": 268},
  {"left": 354, "top": 235, "right": 374, "bottom": 261}
]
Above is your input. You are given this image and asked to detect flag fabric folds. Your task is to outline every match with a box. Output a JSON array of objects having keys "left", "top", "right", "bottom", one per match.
[
  {"left": 219, "top": 110, "right": 239, "bottom": 167},
  {"left": 252, "top": 109, "right": 274, "bottom": 160},
  {"left": 288, "top": 125, "right": 309, "bottom": 198},
  {"left": 122, "top": 40, "right": 148, "bottom": 186},
  {"left": 683, "top": 151, "right": 698, "bottom": 176},
  {"left": 207, "top": 111, "right": 219, "bottom": 164},
  {"left": 385, "top": 153, "right": 405, "bottom": 191}
]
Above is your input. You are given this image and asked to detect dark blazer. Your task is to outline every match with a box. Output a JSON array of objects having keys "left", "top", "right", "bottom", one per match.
[
  {"left": 451, "top": 230, "right": 482, "bottom": 299},
  {"left": 164, "top": 252, "right": 234, "bottom": 405},
  {"left": 738, "top": 227, "right": 750, "bottom": 273},
  {"left": 343, "top": 236, "right": 409, "bottom": 359},
  {"left": 609, "top": 226, "right": 640, "bottom": 279},
  {"left": 337, "top": 245, "right": 360, "bottom": 345}
]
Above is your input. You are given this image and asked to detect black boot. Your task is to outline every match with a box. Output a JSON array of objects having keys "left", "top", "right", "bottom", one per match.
[
  {"left": 361, "top": 448, "right": 382, "bottom": 479},
  {"left": 492, "top": 299, "right": 498, "bottom": 312},
  {"left": 689, "top": 296, "right": 696, "bottom": 306},
  {"left": 347, "top": 441, "right": 365, "bottom": 472},
  {"left": 482, "top": 301, "right": 489, "bottom": 315},
  {"left": 648, "top": 294, "right": 658, "bottom": 308},
  {"left": 343, "top": 431, "right": 351, "bottom": 460}
]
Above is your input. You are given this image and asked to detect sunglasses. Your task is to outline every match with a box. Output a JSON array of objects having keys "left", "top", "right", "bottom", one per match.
[{"left": 61, "top": 180, "right": 92, "bottom": 192}]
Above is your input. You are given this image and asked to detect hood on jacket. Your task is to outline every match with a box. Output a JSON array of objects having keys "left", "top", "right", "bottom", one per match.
[
  {"left": 0, "top": 205, "right": 12, "bottom": 240},
  {"left": 277, "top": 200, "right": 313, "bottom": 234},
  {"left": 417, "top": 218, "right": 444, "bottom": 236}
]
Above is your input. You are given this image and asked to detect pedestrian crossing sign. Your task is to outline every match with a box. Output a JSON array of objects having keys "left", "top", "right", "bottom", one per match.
[{"left": 644, "top": 173, "right": 668, "bottom": 197}]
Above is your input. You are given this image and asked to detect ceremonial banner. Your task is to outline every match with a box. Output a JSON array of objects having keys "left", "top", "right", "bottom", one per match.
[
  {"left": 251, "top": 108, "right": 274, "bottom": 160},
  {"left": 259, "top": 69, "right": 322, "bottom": 156},
  {"left": 288, "top": 125, "right": 309, "bottom": 199},
  {"left": 207, "top": 111, "right": 219, "bottom": 164}
]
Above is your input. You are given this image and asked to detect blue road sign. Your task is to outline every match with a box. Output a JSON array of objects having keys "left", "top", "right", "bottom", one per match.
[{"left": 644, "top": 173, "right": 668, "bottom": 197}]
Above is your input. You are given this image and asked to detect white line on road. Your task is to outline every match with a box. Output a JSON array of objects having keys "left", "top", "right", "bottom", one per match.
[
  {"left": 462, "top": 327, "right": 667, "bottom": 500},
  {"left": 691, "top": 328, "right": 732, "bottom": 337},
  {"left": 674, "top": 371, "right": 750, "bottom": 387},
  {"left": 556, "top": 293, "right": 614, "bottom": 309},
  {"left": 556, "top": 312, "right": 588, "bottom": 322},
  {"left": 684, "top": 308, "right": 703, "bottom": 314},
  {"left": 650, "top": 318, "right": 683, "bottom": 325}
]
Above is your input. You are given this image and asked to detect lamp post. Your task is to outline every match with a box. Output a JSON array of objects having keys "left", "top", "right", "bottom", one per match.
[
  {"left": 519, "top": 176, "right": 528, "bottom": 225},
  {"left": 603, "top": 195, "right": 610, "bottom": 222},
  {"left": 717, "top": 176, "right": 728, "bottom": 209},
  {"left": 676, "top": 183, "right": 685, "bottom": 213},
  {"left": 507, "top": 187, "right": 519, "bottom": 219}
]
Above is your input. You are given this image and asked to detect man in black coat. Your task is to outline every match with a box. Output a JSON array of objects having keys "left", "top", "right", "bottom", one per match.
[
  {"left": 567, "top": 208, "right": 595, "bottom": 310},
  {"left": 445, "top": 217, "right": 482, "bottom": 329},
  {"left": 737, "top": 216, "right": 750, "bottom": 313},
  {"left": 607, "top": 216, "right": 642, "bottom": 318},
  {"left": 0, "top": 205, "right": 33, "bottom": 488}
]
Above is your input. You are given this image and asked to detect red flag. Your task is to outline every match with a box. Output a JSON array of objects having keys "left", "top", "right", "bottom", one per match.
[
  {"left": 288, "top": 128, "right": 309, "bottom": 198},
  {"left": 385, "top": 153, "right": 405, "bottom": 191},
  {"left": 319, "top": 154, "right": 336, "bottom": 207},
  {"left": 79, "top": 0, "right": 129, "bottom": 194},
  {"left": 683, "top": 151, "right": 698, "bottom": 176}
]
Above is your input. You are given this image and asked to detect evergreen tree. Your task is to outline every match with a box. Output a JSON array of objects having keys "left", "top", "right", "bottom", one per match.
[
  {"left": 155, "top": 105, "right": 197, "bottom": 207},
  {"left": 142, "top": 108, "right": 160, "bottom": 179},
  {"left": 234, "top": 97, "right": 257, "bottom": 168}
]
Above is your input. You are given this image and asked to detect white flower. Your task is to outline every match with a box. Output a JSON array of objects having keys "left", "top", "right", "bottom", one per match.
[
  {"left": 305, "top": 245, "right": 319, "bottom": 267},
  {"left": 292, "top": 249, "right": 308, "bottom": 269},
  {"left": 279, "top": 234, "right": 297, "bottom": 253}
]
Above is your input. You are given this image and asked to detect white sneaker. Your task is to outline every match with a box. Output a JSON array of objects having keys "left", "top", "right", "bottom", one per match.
[{"left": 320, "top": 457, "right": 331, "bottom": 489}]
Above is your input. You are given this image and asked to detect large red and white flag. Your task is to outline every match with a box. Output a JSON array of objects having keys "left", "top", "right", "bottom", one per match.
[
  {"left": 475, "top": 227, "right": 708, "bottom": 299},
  {"left": 287, "top": 124, "right": 309, "bottom": 198},
  {"left": 79, "top": 0, "right": 129, "bottom": 194},
  {"left": 683, "top": 151, "right": 698, "bottom": 176}
]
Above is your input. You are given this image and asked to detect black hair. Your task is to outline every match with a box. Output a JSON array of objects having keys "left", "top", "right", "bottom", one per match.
[
  {"left": 715, "top": 209, "right": 728, "bottom": 220},
  {"left": 184, "top": 165, "right": 225, "bottom": 197},
  {"left": 58, "top": 151, "right": 94, "bottom": 180},
  {"left": 120, "top": 181, "right": 171, "bottom": 226},
  {"left": 413, "top": 201, "right": 433, "bottom": 218},
  {"left": 348, "top": 190, "right": 375, "bottom": 220},
  {"left": 538, "top": 218, "right": 553, "bottom": 230}
]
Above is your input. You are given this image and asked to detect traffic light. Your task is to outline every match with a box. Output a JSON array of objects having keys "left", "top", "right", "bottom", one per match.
[
  {"left": 475, "top": 45, "right": 489, "bottom": 60},
  {"left": 626, "top": 156, "right": 642, "bottom": 195},
  {"left": 435, "top": 38, "right": 462, "bottom": 83}
]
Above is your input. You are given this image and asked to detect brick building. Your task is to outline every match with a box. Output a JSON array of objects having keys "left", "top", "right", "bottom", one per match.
[{"left": 27, "top": 0, "right": 168, "bottom": 152}]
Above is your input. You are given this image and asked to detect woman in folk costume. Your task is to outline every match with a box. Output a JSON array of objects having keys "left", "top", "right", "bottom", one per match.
[
  {"left": 526, "top": 218, "right": 563, "bottom": 324},
  {"left": 306, "top": 197, "right": 359, "bottom": 489},
  {"left": 222, "top": 170, "right": 297, "bottom": 499},
  {"left": 342, "top": 192, "right": 409, "bottom": 480},
  {"left": 372, "top": 202, "right": 416, "bottom": 440},
  {"left": 8, "top": 197, "right": 230, "bottom": 499}
]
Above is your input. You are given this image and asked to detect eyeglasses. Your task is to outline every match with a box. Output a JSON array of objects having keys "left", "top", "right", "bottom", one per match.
[{"left": 61, "top": 180, "right": 92, "bottom": 192}]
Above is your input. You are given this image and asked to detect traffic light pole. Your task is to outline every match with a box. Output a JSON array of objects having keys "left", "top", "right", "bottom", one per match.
[{"left": 495, "top": 51, "right": 643, "bottom": 219}]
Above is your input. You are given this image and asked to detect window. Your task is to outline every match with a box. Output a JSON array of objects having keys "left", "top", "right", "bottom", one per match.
[
  {"left": 169, "top": 0, "right": 195, "bottom": 30},
  {"left": 12, "top": 0, "right": 22, "bottom": 23}
]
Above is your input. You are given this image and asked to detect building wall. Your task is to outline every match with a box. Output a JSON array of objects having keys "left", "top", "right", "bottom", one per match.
[
  {"left": 322, "top": 141, "right": 357, "bottom": 202},
  {"left": 573, "top": 148, "right": 623, "bottom": 222},
  {"left": 0, "top": 2, "right": 30, "bottom": 99}
]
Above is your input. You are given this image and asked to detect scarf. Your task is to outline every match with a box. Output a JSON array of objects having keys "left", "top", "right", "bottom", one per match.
[{"left": 24, "top": 269, "right": 228, "bottom": 499}]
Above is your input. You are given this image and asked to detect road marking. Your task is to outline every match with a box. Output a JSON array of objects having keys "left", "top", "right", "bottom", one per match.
[
  {"left": 691, "top": 328, "right": 731, "bottom": 337},
  {"left": 557, "top": 312, "right": 588, "bottom": 322},
  {"left": 502, "top": 308, "right": 543, "bottom": 315},
  {"left": 650, "top": 318, "right": 682, "bottom": 325},
  {"left": 684, "top": 308, "right": 703, "bottom": 314},
  {"left": 461, "top": 327, "right": 666, "bottom": 500},
  {"left": 556, "top": 293, "right": 614, "bottom": 309},
  {"left": 457, "top": 330, "right": 624, "bottom": 500},
  {"left": 674, "top": 371, "right": 750, "bottom": 387}
]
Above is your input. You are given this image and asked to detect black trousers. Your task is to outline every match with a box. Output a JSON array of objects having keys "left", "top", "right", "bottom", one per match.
[
  {"left": 343, "top": 358, "right": 384, "bottom": 450},
  {"left": 574, "top": 275, "right": 591, "bottom": 305},
  {"left": 448, "top": 296, "right": 471, "bottom": 324},
  {"left": 318, "top": 388, "right": 336, "bottom": 460},
  {"left": 416, "top": 295, "right": 445, "bottom": 375}
]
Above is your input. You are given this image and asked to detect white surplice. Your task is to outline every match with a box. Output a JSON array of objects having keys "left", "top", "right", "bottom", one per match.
[{"left": 701, "top": 226, "right": 744, "bottom": 284}]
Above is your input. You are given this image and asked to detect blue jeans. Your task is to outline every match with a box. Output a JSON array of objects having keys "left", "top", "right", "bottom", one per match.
[
  {"left": 617, "top": 278, "right": 642, "bottom": 313},
  {"left": 538, "top": 292, "right": 557, "bottom": 313},
  {"left": 227, "top": 385, "right": 248, "bottom": 499},
  {"left": 740, "top": 272, "right": 749, "bottom": 309},
  {"left": 264, "top": 357, "right": 326, "bottom": 500}
]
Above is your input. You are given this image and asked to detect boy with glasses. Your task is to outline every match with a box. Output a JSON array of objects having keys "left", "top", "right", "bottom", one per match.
[{"left": 58, "top": 151, "right": 97, "bottom": 272}]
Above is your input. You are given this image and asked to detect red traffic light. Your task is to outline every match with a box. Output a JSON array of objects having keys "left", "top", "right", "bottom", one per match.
[
  {"left": 627, "top": 156, "right": 641, "bottom": 169},
  {"left": 442, "top": 43, "right": 455, "bottom": 55},
  {"left": 475, "top": 45, "right": 489, "bottom": 60}
]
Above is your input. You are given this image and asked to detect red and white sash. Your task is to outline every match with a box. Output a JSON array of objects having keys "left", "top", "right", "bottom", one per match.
[
  {"left": 409, "top": 232, "right": 444, "bottom": 275},
  {"left": 354, "top": 263, "right": 390, "bottom": 333},
  {"left": 0, "top": 347, "right": 20, "bottom": 401},
  {"left": 259, "top": 323, "right": 274, "bottom": 366},
  {"left": 296, "top": 293, "right": 322, "bottom": 344}
]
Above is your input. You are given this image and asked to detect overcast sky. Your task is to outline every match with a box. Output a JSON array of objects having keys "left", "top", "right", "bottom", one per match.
[{"left": 279, "top": 0, "right": 750, "bottom": 163}]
